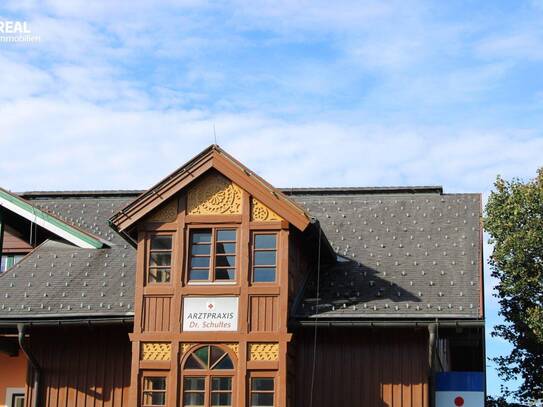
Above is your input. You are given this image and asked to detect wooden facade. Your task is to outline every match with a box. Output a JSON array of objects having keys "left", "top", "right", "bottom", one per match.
[
  {"left": 24, "top": 325, "right": 132, "bottom": 407},
  {"left": 293, "top": 328, "right": 429, "bottom": 407},
  {"left": 0, "top": 146, "right": 485, "bottom": 407},
  {"left": 128, "top": 169, "right": 300, "bottom": 407}
]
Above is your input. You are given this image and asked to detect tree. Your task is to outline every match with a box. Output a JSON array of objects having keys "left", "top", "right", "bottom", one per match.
[{"left": 484, "top": 168, "right": 543, "bottom": 403}]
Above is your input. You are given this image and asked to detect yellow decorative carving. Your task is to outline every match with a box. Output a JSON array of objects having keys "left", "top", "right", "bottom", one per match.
[
  {"left": 225, "top": 343, "right": 239, "bottom": 357},
  {"left": 180, "top": 343, "right": 192, "bottom": 354},
  {"left": 248, "top": 343, "right": 279, "bottom": 361},
  {"left": 251, "top": 198, "right": 282, "bottom": 221},
  {"left": 187, "top": 172, "right": 242, "bottom": 215},
  {"left": 141, "top": 343, "right": 171, "bottom": 361},
  {"left": 146, "top": 200, "right": 178, "bottom": 222}
]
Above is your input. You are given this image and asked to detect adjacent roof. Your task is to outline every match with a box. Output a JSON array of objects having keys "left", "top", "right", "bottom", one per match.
[
  {"left": 0, "top": 192, "right": 138, "bottom": 320},
  {"left": 0, "top": 186, "right": 482, "bottom": 322},
  {"left": 0, "top": 188, "right": 105, "bottom": 249},
  {"left": 290, "top": 190, "right": 483, "bottom": 319}
]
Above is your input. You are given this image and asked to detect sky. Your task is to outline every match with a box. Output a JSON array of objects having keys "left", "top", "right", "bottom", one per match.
[{"left": 1, "top": 0, "right": 542, "bottom": 399}]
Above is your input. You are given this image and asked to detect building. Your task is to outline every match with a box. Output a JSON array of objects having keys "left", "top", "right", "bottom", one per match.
[{"left": 0, "top": 145, "right": 485, "bottom": 407}]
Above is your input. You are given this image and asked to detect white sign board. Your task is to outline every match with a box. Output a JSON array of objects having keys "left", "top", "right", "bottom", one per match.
[
  {"left": 436, "top": 391, "right": 484, "bottom": 406},
  {"left": 182, "top": 297, "right": 239, "bottom": 331}
]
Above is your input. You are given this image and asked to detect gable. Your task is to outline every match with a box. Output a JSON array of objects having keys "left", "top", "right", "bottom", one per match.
[{"left": 110, "top": 145, "right": 308, "bottom": 234}]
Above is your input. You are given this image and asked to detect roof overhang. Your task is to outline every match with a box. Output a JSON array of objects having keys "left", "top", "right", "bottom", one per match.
[
  {"left": 110, "top": 145, "right": 311, "bottom": 233},
  {"left": 0, "top": 188, "right": 104, "bottom": 249}
]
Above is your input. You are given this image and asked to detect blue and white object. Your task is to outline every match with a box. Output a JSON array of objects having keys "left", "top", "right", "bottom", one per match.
[{"left": 436, "top": 372, "right": 484, "bottom": 407}]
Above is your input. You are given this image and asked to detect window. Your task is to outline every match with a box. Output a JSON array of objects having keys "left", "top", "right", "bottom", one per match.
[
  {"left": 6, "top": 388, "right": 25, "bottom": 407},
  {"left": 148, "top": 235, "right": 172, "bottom": 283},
  {"left": 1, "top": 254, "right": 25, "bottom": 273},
  {"left": 251, "top": 233, "right": 277, "bottom": 283},
  {"left": 182, "top": 346, "right": 234, "bottom": 407},
  {"left": 142, "top": 376, "right": 166, "bottom": 406},
  {"left": 250, "top": 378, "right": 275, "bottom": 407},
  {"left": 189, "top": 229, "right": 237, "bottom": 282}
]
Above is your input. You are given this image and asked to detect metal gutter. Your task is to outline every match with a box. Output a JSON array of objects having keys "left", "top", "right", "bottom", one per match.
[
  {"left": 294, "top": 319, "right": 484, "bottom": 328},
  {"left": 0, "top": 188, "right": 104, "bottom": 249},
  {"left": 17, "top": 324, "right": 40, "bottom": 407},
  {"left": 2, "top": 317, "right": 133, "bottom": 329}
]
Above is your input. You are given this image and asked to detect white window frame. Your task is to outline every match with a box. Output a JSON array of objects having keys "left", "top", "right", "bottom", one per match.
[{"left": 5, "top": 387, "right": 25, "bottom": 407}]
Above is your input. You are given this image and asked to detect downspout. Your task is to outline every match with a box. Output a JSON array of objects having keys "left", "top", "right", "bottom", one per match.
[
  {"left": 17, "top": 324, "right": 40, "bottom": 407},
  {"left": 428, "top": 323, "right": 437, "bottom": 407}
]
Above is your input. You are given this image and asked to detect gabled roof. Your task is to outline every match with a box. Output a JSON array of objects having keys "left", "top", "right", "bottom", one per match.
[
  {"left": 0, "top": 188, "right": 105, "bottom": 249},
  {"left": 292, "top": 190, "right": 483, "bottom": 319},
  {"left": 109, "top": 145, "right": 312, "bottom": 233},
  {"left": 0, "top": 187, "right": 483, "bottom": 322}
]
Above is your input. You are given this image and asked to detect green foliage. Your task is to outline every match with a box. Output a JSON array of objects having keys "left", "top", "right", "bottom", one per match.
[{"left": 484, "top": 169, "right": 543, "bottom": 402}]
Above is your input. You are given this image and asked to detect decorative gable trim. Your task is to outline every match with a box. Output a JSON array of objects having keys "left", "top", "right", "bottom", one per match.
[{"left": 110, "top": 145, "right": 310, "bottom": 233}]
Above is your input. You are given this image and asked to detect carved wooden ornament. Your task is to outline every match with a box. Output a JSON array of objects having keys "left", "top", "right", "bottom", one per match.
[
  {"left": 187, "top": 172, "right": 242, "bottom": 215},
  {"left": 141, "top": 342, "right": 172, "bottom": 361},
  {"left": 248, "top": 343, "right": 279, "bottom": 361}
]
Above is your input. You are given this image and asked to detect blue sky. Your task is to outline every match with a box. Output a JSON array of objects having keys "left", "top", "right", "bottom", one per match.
[{"left": 1, "top": 0, "right": 542, "bottom": 399}]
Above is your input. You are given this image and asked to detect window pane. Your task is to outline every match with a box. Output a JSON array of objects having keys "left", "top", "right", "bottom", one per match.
[
  {"left": 185, "top": 354, "right": 205, "bottom": 369},
  {"left": 143, "top": 391, "right": 166, "bottom": 406},
  {"left": 210, "top": 346, "right": 225, "bottom": 367},
  {"left": 215, "top": 255, "right": 235, "bottom": 267},
  {"left": 251, "top": 393, "right": 274, "bottom": 406},
  {"left": 214, "top": 354, "right": 233, "bottom": 370},
  {"left": 191, "top": 230, "right": 212, "bottom": 243},
  {"left": 255, "top": 234, "right": 276, "bottom": 249},
  {"left": 254, "top": 251, "right": 276, "bottom": 266},
  {"left": 216, "top": 242, "right": 236, "bottom": 254},
  {"left": 217, "top": 229, "right": 236, "bottom": 241},
  {"left": 149, "top": 268, "right": 170, "bottom": 283},
  {"left": 212, "top": 377, "right": 232, "bottom": 391},
  {"left": 194, "top": 347, "right": 209, "bottom": 367},
  {"left": 254, "top": 268, "right": 276, "bottom": 283},
  {"left": 191, "top": 257, "right": 210, "bottom": 268},
  {"left": 184, "top": 377, "right": 205, "bottom": 390},
  {"left": 183, "top": 392, "right": 204, "bottom": 406},
  {"left": 211, "top": 392, "right": 232, "bottom": 406},
  {"left": 150, "top": 253, "right": 171, "bottom": 266},
  {"left": 191, "top": 244, "right": 211, "bottom": 255},
  {"left": 252, "top": 378, "right": 274, "bottom": 391},
  {"left": 144, "top": 377, "right": 166, "bottom": 390},
  {"left": 151, "top": 236, "right": 172, "bottom": 250},
  {"left": 189, "top": 269, "right": 209, "bottom": 280},
  {"left": 215, "top": 268, "right": 235, "bottom": 280}
]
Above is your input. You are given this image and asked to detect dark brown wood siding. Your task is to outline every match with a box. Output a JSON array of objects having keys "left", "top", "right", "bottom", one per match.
[
  {"left": 25, "top": 324, "right": 131, "bottom": 407},
  {"left": 293, "top": 327, "right": 429, "bottom": 407},
  {"left": 249, "top": 295, "right": 279, "bottom": 332},
  {"left": 142, "top": 295, "right": 172, "bottom": 332},
  {"left": 2, "top": 226, "right": 33, "bottom": 253}
]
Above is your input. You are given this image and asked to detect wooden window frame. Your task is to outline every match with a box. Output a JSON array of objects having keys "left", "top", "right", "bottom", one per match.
[
  {"left": 250, "top": 232, "right": 278, "bottom": 285},
  {"left": 186, "top": 225, "right": 240, "bottom": 285},
  {"left": 248, "top": 371, "right": 276, "bottom": 407},
  {"left": 180, "top": 345, "right": 236, "bottom": 407},
  {"left": 141, "top": 372, "right": 168, "bottom": 407},
  {"left": 146, "top": 233, "right": 174, "bottom": 286}
]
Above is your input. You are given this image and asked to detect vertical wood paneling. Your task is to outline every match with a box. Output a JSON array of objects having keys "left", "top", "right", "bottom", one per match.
[
  {"left": 25, "top": 325, "right": 131, "bottom": 407},
  {"left": 294, "top": 328, "right": 429, "bottom": 407},
  {"left": 249, "top": 296, "right": 279, "bottom": 332},
  {"left": 142, "top": 296, "right": 172, "bottom": 332}
]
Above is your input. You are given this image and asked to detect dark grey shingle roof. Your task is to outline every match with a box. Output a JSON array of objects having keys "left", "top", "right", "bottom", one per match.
[
  {"left": 0, "top": 194, "right": 137, "bottom": 319},
  {"left": 288, "top": 192, "right": 482, "bottom": 319},
  {"left": 0, "top": 188, "right": 482, "bottom": 321}
]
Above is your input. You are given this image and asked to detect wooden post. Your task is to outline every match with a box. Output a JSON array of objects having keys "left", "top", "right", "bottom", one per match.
[{"left": 0, "top": 207, "right": 4, "bottom": 264}]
